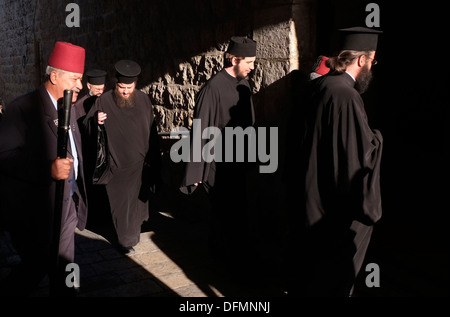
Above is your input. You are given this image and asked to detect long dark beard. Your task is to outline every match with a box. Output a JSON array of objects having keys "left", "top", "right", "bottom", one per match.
[
  {"left": 355, "top": 65, "right": 373, "bottom": 94},
  {"left": 113, "top": 89, "right": 136, "bottom": 108}
]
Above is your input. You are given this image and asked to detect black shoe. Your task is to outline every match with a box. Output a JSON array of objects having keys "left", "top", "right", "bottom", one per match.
[{"left": 119, "top": 245, "right": 135, "bottom": 255}]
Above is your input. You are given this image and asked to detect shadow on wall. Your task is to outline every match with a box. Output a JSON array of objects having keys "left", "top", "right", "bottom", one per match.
[
  {"left": 0, "top": 0, "right": 317, "bottom": 298},
  {"left": 31, "top": 0, "right": 295, "bottom": 87},
  {"left": 3, "top": 0, "right": 309, "bottom": 131}
]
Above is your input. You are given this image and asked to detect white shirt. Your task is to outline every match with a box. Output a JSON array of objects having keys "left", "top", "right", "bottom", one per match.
[
  {"left": 47, "top": 90, "right": 78, "bottom": 179},
  {"left": 345, "top": 71, "right": 356, "bottom": 82}
]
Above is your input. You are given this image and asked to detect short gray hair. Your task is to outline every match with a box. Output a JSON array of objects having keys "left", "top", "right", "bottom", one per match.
[
  {"left": 44, "top": 65, "right": 68, "bottom": 81},
  {"left": 45, "top": 65, "right": 67, "bottom": 76}
]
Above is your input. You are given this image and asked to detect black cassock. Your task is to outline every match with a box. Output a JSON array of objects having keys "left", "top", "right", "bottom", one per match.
[
  {"left": 180, "top": 69, "right": 255, "bottom": 259},
  {"left": 180, "top": 69, "right": 255, "bottom": 194},
  {"left": 84, "top": 89, "right": 158, "bottom": 248},
  {"left": 293, "top": 72, "right": 383, "bottom": 296}
]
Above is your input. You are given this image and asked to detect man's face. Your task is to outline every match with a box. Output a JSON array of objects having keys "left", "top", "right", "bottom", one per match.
[
  {"left": 355, "top": 52, "right": 376, "bottom": 94},
  {"left": 114, "top": 82, "right": 137, "bottom": 108},
  {"left": 365, "top": 51, "right": 377, "bottom": 70},
  {"left": 87, "top": 83, "right": 105, "bottom": 97},
  {"left": 234, "top": 57, "right": 256, "bottom": 79},
  {"left": 53, "top": 70, "right": 83, "bottom": 102},
  {"left": 115, "top": 82, "right": 136, "bottom": 99}
]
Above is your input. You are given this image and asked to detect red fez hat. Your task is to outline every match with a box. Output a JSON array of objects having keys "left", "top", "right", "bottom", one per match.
[
  {"left": 316, "top": 56, "right": 330, "bottom": 75},
  {"left": 312, "top": 55, "right": 330, "bottom": 76},
  {"left": 48, "top": 41, "right": 85, "bottom": 74}
]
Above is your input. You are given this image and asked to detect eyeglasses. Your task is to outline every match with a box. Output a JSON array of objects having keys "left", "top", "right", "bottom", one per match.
[
  {"left": 366, "top": 57, "right": 378, "bottom": 66},
  {"left": 363, "top": 54, "right": 378, "bottom": 66}
]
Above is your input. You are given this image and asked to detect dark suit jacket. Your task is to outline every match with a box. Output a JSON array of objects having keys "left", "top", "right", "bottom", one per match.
[{"left": 0, "top": 85, "right": 87, "bottom": 244}]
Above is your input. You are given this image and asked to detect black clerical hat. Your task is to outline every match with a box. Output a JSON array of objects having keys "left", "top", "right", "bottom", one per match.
[
  {"left": 86, "top": 69, "right": 107, "bottom": 85},
  {"left": 339, "top": 27, "right": 383, "bottom": 51},
  {"left": 227, "top": 36, "right": 257, "bottom": 57},
  {"left": 115, "top": 60, "right": 141, "bottom": 84}
]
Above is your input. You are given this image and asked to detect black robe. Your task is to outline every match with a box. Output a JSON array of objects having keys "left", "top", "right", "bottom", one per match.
[
  {"left": 180, "top": 69, "right": 255, "bottom": 194},
  {"left": 74, "top": 94, "right": 99, "bottom": 179},
  {"left": 294, "top": 72, "right": 383, "bottom": 296},
  {"left": 179, "top": 69, "right": 255, "bottom": 261},
  {"left": 83, "top": 89, "right": 157, "bottom": 248}
]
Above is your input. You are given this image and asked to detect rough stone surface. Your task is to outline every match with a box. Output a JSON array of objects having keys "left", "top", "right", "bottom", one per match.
[
  {"left": 0, "top": 0, "right": 317, "bottom": 133},
  {"left": 0, "top": 1, "right": 318, "bottom": 256}
]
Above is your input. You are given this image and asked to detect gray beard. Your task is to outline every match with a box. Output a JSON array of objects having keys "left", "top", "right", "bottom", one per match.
[{"left": 114, "top": 89, "right": 136, "bottom": 108}]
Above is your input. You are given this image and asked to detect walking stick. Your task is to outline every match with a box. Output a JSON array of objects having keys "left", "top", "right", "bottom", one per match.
[{"left": 50, "top": 89, "right": 73, "bottom": 295}]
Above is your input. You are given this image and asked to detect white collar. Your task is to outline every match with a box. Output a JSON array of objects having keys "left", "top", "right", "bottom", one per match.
[
  {"left": 345, "top": 71, "right": 356, "bottom": 82},
  {"left": 46, "top": 89, "right": 58, "bottom": 110}
]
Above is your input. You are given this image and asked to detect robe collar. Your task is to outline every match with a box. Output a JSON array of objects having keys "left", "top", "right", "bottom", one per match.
[
  {"left": 345, "top": 71, "right": 356, "bottom": 82},
  {"left": 222, "top": 68, "right": 244, "bottom": 84}
]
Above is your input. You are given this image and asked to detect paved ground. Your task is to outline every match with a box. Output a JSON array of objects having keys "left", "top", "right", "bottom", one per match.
[
  {"left": 1, "top": 202, "right": 448, "bottom": 301},
  {"left": 0, "top": 208, "right": 288, "bottom": 298},
  {"left": 77, "top": 211, "right": 287, "bottom": 298}
]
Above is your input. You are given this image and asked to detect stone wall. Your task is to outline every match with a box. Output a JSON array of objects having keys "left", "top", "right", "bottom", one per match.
[
  {"left": 0, "top": 0, "right": 40, "bottom": 101},
  {"left": 0, "top": 0, "right": 317, "bottom": 133},
  {"left": 0, "top": 0, "right": 317, "bottom": 238}
]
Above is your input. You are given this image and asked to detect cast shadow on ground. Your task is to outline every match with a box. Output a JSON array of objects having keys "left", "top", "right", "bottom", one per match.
[{"left": 73, "top": 228, "right": 179, "bottom": 297}]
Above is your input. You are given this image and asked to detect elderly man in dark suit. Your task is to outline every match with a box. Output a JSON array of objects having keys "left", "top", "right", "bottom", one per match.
[{"left": 0, "top": 41, "right": 88, "bottom": 296}]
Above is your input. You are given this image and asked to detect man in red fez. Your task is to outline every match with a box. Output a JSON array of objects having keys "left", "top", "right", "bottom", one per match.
[{"left": 0, "top": 41, "right": 88, "bottom": 296}]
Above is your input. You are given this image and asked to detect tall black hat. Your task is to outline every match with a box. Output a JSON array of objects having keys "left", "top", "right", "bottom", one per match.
[
  {"left": 115, "top": 60, "right": 141, "bottom": 84},
  {"left": 339, "top": 27, "right": 383, "bottom": 51},
  {"left": 86, "top": 69, "right": 107, "bottom": 85},
  {"left": 227, "top": 36, "right": 257, "bottom": 57}
]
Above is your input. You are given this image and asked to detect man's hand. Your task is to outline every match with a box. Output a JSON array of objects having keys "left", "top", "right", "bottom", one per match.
[
  {"left": 98, "top": 111, "right": 107, "bottom": 125},
  {"left": 51, "top": 157, "right": 73, "bottom": 180}
]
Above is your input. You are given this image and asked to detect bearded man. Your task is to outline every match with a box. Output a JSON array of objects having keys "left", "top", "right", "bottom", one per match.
[
  {"left": 83, "top": 60, "right": 159, "bottom": 255},
  {"left": 180, "top": 36, "right": 257, "bottom": 271},
  {"left": 291, "top": 27, "right": 384, "bottom": 297}
]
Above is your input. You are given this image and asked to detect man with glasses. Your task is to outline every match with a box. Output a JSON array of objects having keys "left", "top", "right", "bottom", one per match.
[
  {"left": 74, "top": 68, "right": 107, "bottom": 119},
  {"left": 290, "top": 27, "right": 384, "bottom": 297}
]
